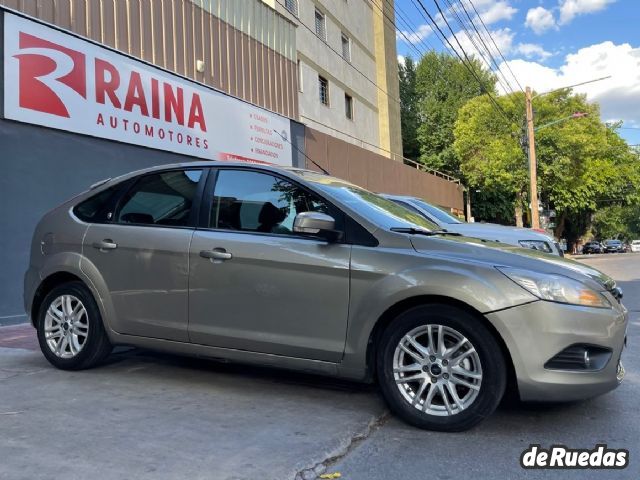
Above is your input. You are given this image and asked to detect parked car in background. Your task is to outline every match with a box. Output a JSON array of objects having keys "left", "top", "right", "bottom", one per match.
[
  {"left": 582, "top": 241, "right": 604, "bottom": 255},
  {"left": 25, "top": 162, "right": 627, "bottom": 432},
  {"left": 381, "top": 194, "right": 563, "bottom": 256},
  {"left": 604, "top": 239, "right": 625, "bottom": 253},
  {"left": 631, "top": 240, "right": 640, "bottom": 253}
]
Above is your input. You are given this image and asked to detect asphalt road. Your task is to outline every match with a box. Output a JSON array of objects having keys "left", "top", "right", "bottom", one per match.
[{"left": 0, "top": 254, "right": 638, "bottom": 480}]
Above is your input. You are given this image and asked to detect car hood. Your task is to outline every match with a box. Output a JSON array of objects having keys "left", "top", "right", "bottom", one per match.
[
  {"left": 442, "top": 222, "right": 553, "bottom": 244},
  {"left": 409, "top": 234, "right": 615, "bottom": 291}
]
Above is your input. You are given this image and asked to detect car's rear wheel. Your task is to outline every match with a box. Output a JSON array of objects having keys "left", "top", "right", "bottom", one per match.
[
  {"left": 377, "top": 304, "right": 506, "bottom": 431},
  {"left": 36, "top": 281, "right": 112, "bottom": 370}
]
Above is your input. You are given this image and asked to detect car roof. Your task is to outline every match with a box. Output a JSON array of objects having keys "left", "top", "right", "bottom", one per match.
[
  {"left": 139, "top": 160, "right": 319, "bottom": 174},
  {"left": 91, "top": 161, "right": 325, "bottom": 190}
]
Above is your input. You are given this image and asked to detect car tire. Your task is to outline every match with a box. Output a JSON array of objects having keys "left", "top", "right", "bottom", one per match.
[
  {"left": 376, "top": 304, "right": 506, "bottom": 432},
  {"left": 36, "top": 281, "right": 112, "bottom": 370}
]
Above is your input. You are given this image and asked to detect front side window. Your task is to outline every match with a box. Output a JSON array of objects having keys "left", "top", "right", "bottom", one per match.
[
  {"left": 115, "top": 170, "right": 202, "bottom": 227},
  {"left": 210, "top": 169, "right": 336, "bottom": 235}
]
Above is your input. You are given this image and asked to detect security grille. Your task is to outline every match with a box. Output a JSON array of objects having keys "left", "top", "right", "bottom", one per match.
[
  {"left": 315, "top": 9, "right": 326, "bottom": 40},
  {"left": 319, "top": 76, "right": 329, "bottom": 106},
  {"left": 285, "top": 0, "right": 299, "bottom": 17}
]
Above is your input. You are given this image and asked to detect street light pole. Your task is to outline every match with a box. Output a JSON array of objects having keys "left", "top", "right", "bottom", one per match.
[{"left": 525, "top": 87, "right": 540, "bottom": 229}]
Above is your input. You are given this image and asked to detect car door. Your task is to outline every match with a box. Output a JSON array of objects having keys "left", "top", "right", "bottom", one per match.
[
  {"left": 81, "top": 168, "right": 204, "bottom": 342},
  {"left": 188, "top": 168, "right": 351, "bottom": 362}
]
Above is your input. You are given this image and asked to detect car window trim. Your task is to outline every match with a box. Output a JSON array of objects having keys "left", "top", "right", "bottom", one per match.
[
  {"left": 199, "top": 166, "right": 353, "bottom": 243},
  {"left": 109, "top": 167, "right": 207, "bottom": 230}
]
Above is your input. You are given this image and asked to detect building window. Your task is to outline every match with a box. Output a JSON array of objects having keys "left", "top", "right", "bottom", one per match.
[
  {"left": 319, "top": 76, "right": 329, "bottom": 106},
  {"left": 285, "top": 0, "right": 299, "bottom": 17},
  {"left": 341, "top": 33, "right": 351, "bottom": 62},
  {"left": 297, "top": 59, "right": 303, "bottom": 92},
  {"left": 315, "top": 9, "right": 326, "bottom": 41},
  {"left": 345, "top": 94, "right": 353, "bottom": 120}
]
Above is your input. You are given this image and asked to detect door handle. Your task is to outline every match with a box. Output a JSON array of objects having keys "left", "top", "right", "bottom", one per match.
[
  {"left": 200, "top": 248, "right": 232, "bottom": 261},
  {"left": 92, "top": 239, "right": 118, "bottom": 250}
]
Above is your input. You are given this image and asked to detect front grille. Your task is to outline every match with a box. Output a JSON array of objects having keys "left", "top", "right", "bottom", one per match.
[{"left": 544, "top": 345, "right": 612, "bottom": 371}]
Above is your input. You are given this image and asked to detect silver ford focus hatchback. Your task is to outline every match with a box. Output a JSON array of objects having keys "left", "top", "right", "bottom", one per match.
[{"left": 24, "top": 162, "right": 627, "bottom": 431}]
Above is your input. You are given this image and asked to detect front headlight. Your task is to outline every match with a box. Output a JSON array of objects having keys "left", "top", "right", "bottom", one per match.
[
  {"left": 519, "top": 239, "right": 552, "bottom": 253},
  {"left": 497, "top": 267, "right": 612, "bottom": 309}
]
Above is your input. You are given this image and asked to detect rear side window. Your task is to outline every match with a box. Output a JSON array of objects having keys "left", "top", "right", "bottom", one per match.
[
  {"left": 74, "top": 186, "right": 118, "bottom": 223},
  {"left": 115, "top": 170, "right": 203, "bottom": 227}
]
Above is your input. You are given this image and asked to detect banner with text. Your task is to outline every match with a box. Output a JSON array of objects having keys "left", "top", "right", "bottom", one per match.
[{"left": 3, "top": 13, "right": 292, "bottom": 166}]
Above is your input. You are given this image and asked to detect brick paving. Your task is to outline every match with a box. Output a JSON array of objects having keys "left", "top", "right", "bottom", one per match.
[{"left": 0, "top": 323, "right": 38, "bottom": 350}]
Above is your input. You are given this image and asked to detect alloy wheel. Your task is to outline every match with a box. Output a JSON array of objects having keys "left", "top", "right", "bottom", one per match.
[
  {"left": 44, "top": 294, "right": 89, "bottom": 359},
  {"left": 393, "top": 324, "right": 483, "bottom": 416}
]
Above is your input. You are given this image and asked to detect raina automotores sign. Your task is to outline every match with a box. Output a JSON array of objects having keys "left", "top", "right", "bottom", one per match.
[{"left": 3, "top": 13, "right": 293, "bottom": 166}]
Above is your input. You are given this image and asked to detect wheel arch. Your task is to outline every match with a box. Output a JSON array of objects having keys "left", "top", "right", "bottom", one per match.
[
  {"left": 365, "top": 295, "right": 518, "bottom": 397},
  {"left": 31, "top": 271, "right": 85, "bottom": 326}
]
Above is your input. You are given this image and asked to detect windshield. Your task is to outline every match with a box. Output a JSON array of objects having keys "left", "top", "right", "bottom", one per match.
[
  {"left": 606, "top": 240, "right": 621, "bottom": 245},
  {"left": 410, "top": 198, "right": 463, "bottom": 224},
  {"left": 293, "top": 171, "right": 439, "bottom": 231}
]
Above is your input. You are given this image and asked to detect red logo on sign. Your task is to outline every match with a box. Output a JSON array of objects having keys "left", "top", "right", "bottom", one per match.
[{"left": 14, "top": 31, "right": 86, "bottom": 117}]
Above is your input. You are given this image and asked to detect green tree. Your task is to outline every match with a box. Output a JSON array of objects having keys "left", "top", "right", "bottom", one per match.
[
  {"left": 454, "top": 92, "right": 527, "bottom": 224},
  {"left": 592, "top": 206, "right": 629, "bottom": 240},
  {"left": 398, "top": 56, "right": 420, "bottom": 160},
  {"left": 454, "top": 89, "right": 640, "bottom": 246},
  {"left": 592, "top": 204, "right": 640, "bottom": 241},
  {"left": 414, "top": 51, "right": 496, "bottom": 174}
]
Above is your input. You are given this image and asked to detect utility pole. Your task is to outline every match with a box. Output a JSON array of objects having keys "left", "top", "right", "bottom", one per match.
[
  {"left": 525, "top": 86, "right": 540, "bottom": 229},
  {"left": 522, "top": 76, "right": 610, "bottom": 230}
]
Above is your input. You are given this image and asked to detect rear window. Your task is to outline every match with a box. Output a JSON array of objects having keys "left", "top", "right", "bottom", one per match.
[
  {"left": 115, "top": 170, "right": 203, "bottom": 227},
  {"left": 73, "top": 186, "right": 118, "bottom": 223}
]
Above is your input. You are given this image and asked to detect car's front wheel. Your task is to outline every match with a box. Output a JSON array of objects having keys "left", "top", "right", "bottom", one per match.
[
  {"left": 377, "top": 304, "right": 507, "bottom": 431},
  {"left": 36, "top": 281, "right": 112, "bottom": 370}
]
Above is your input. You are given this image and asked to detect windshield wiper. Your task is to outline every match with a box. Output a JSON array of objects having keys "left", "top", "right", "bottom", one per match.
[{"left": 390, "top": 227, "right": 462, "bottom": 236}]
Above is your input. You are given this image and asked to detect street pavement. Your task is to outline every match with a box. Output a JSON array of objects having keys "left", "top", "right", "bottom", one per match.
[{"left": 1, "top": 254, "right": 638, "bottom": 480}]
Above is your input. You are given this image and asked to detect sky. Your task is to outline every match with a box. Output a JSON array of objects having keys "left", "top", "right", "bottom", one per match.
[{"left": 394, "top": 0, "right": 640, "bottom": 146}]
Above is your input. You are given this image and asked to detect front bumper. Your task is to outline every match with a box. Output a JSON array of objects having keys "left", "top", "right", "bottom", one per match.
[{"left": 487, "top": 300, "right": 627, "bottom": 402}]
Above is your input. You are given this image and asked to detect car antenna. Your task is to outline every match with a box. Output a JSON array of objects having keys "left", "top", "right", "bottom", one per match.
[{"left": 273, "top": 129, "right": 330, "bottom": 175}]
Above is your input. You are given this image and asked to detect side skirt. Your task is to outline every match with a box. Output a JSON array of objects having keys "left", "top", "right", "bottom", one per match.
[{"left": 108, "top": 331, "right": 343, "bottom": 377}]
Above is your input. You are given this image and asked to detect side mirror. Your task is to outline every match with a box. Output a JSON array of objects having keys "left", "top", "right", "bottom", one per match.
[{"left": 293, "top": 212, "right": 342, "bottom": 242}]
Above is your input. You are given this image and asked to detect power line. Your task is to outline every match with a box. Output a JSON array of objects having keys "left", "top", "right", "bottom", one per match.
[
  {"left": 370, "top": 0, "right": 427, "bottom": 58},
  {"left": 273, "top": 0, "right": 401, "bottom": 106},
  {"left": 388, "top": 0, "right": 437, "bottom": 54},
  {"left": 451, "top": 0, "right": 522, "bottom": 93},
  {"left": 440, "top": 0, "right": 516, "bottom": 94},
  {"left": 413, "top": 0, "right": 513, "bottom": 123},
  {"left": 463, "top": 0, "right": 524, "bottom": 92}
]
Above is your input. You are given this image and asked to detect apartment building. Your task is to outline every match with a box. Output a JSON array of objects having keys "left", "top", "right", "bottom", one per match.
[{"left": 271, "top": 0, "right": 403, "bottom": 159}]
